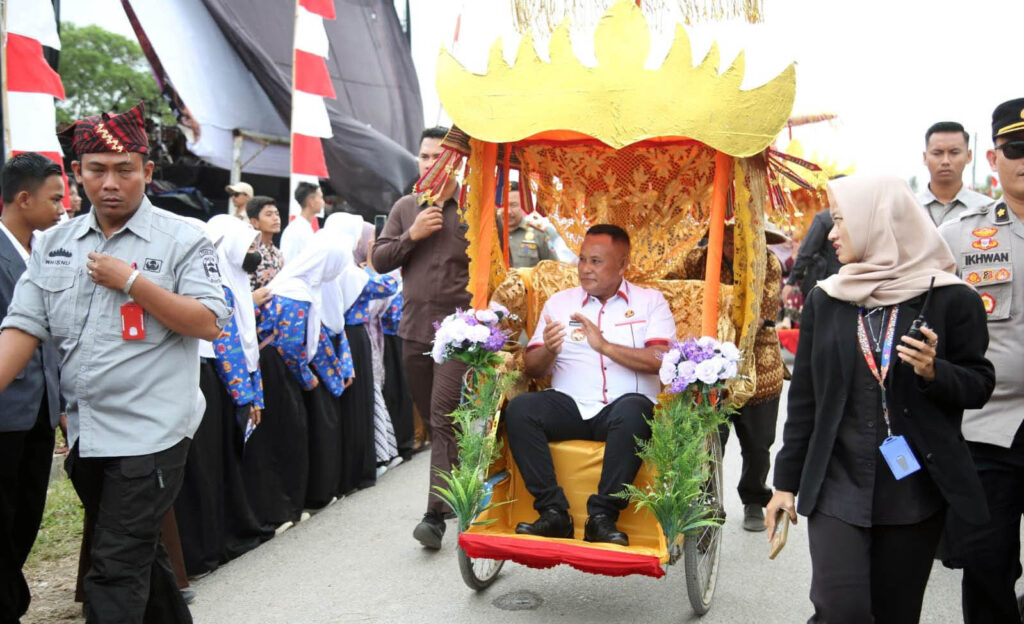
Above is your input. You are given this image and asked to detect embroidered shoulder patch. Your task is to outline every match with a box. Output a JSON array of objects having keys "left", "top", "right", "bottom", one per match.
[{"left": 199, "top": 248, "right": 222, "bottom": 284}]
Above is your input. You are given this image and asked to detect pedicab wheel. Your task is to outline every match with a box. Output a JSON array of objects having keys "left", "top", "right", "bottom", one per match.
[
  {"left": 683, "top": 433, "right": 724, "bottom": 615},
  {"left": 458, "top": 546, "right": 505, "bottom": 590}
]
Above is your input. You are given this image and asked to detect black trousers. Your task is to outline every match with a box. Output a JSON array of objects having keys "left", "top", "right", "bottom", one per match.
[
  {"left": 402, "top": 338, "right": 466, "bottom": 515},
  {"left": 718, "top": 396, "right": 779, "bottom": 506},
  {"left": 953, "top": 441, "right": 1024, "bottom": 624},
  {"left": 504, "top": 390, "right": 653, "bottom": 519},
  {"left": 66, "top": 438, "right": 193, "bottom": 624},
  {"left": 807, "top": 511, "right": 944, "bottom": 624},
  {"left": 0, "top": 399, "right": 53, "bottom": 624}
]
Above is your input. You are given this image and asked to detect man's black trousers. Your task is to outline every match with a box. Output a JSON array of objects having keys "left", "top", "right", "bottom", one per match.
[
  {"left": 66, "top": 438, "right": 192, "bottom": 624},
  {"left": 0, "top": 399, "right": 53, "bottom": 624},
  {"left": 504, "top": 390, "right": 653, "bottom": 519},
  {"left": 950, "top": 440, "right": 1024, "bottom": 624}
]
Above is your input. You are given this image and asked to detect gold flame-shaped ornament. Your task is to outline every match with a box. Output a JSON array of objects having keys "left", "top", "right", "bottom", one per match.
[{"left": 436, "top": 1, "right": 796, "bottom": 156}]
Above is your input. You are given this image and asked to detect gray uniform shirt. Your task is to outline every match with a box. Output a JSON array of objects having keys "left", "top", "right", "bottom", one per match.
[
  {"left": 939, "top": 200, "right": 1024, "bottom": 447},
  {"left": 0, "top": 199, "right": 230, "bottom": 457},
  {"left": 918, "top": 184, "right": 992, "bottom": 226}
]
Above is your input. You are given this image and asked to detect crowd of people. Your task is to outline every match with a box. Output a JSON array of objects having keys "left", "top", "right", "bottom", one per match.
[{"left": 0, "top": 92, "right": 1022, "bottom": 624}]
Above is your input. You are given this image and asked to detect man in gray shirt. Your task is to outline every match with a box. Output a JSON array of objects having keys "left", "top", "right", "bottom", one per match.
[
  {"left": 918, "top": 121, "right": 992, "bottom": 226},
  {"left": 0, "top": 103, "right": 228, "bottom": 623}
]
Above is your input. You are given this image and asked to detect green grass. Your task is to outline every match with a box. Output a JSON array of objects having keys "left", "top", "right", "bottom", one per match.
[{"left": 25, "top": 476, "right": 84, "bottom": 567}]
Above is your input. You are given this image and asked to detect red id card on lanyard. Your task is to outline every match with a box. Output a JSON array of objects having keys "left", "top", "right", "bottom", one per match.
[
  {"left": 121, "top": 262, "right": 145, "bottom": 340},
  {"left": 121, "top": 302, "right": 145, "bottom": 340}
]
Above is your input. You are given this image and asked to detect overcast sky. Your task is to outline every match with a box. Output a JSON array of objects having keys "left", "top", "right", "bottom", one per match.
[{"left": 66, "top": 0, "right": 1022, "bottom": 188}]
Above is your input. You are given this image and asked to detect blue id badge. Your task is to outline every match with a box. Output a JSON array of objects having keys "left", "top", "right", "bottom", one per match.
[{"left": 879, "top": 435, "right": 921, "bottom": 480}]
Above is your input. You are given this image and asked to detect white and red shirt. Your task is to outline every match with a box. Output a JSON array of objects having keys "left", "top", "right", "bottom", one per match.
[{"left": 527, "top": 280, "right": 676, "bottom": 419}]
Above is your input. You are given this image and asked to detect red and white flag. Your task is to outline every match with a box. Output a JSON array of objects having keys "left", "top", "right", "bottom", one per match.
[
  {"left": 2, "top": 0, "right": 68, "bottom": 205},
  {"left": 290, "top": 0, "right": 335, "bottom": 214}
]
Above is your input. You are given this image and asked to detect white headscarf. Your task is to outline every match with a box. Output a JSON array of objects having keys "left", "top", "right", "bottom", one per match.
[
  {"left": 204, "top": 215, "right": 261, "bottom": 373},
  {"left": 323, "top": 213, "right": 370, "bottom": 312},
  {"left": 817, "top": 175, "right": 966, "bottom": 307},
  {"left": 266, "top": 229, "right": 353, "bottom": 361}
]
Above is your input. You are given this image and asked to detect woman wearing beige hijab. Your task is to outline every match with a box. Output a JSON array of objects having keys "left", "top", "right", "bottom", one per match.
[{"left": 765, "top": 175, "right": 995, "bottom": 623}]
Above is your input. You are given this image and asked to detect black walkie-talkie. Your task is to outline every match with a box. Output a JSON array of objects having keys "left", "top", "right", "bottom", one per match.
[{"left": 905, "top": 276, "right": 936, "bottom": 346}]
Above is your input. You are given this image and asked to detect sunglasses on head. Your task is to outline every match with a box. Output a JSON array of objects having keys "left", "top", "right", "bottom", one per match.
[{"left": 995, "top": 140, "right": 1024, "bottom": 160}]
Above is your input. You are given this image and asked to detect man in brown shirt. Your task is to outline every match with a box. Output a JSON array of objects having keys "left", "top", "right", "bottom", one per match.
[{"left": 372, "top": 126, "right": 470, "bottom": 549}]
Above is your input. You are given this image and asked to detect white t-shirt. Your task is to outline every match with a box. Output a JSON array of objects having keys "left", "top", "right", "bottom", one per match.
[
  {"left": 528, "top": 280, "right": 676, "bottom": 419},
  {"left": 280, "top": 215, "right": 315, "bottom": 262}
]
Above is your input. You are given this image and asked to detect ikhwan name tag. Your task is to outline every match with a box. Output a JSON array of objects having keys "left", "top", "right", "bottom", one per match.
[{"left": 879, "top": 435, "right": 921, "bottom": 480}]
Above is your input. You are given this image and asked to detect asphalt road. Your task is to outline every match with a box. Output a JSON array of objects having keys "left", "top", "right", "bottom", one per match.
[{"left": 188, "top": 381, "right": 971, "bottom": 623}]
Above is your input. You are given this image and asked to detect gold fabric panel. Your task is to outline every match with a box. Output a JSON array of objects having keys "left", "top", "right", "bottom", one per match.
[
  {"left": 726, "top": 158, "right": 769, "bottom": 407},
  {"left": 516, "top": 141, "right": 717, "bottom": 283}
]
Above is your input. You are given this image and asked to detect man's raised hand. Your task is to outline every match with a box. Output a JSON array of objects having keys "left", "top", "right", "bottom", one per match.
[
  {"left": 409, "top": 205, "right": 444, "bottom": 241},
  {"left": 542, "top": 313, "right": 566, "bottom": 355},
  {"left": 570, "top": 312, "right": 607, "bottom": 354}
]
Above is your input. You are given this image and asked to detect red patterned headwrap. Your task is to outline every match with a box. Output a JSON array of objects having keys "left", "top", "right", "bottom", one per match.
[{"left": 65, "top": 101, "right": 149, "bottom": 156}]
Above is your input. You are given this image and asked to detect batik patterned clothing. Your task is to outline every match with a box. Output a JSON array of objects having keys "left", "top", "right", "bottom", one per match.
[
  {"left": 249, "top": 240, "right": 283, "bottom": 291},
  {"left": 310, "top": 325, "right": 353, "bottom": 397},
  {"left": 344, "top": 269, "right": 398, "bottom": 326},
  {"left": 257, "top": 296, "right": 317, "bottom": 390},
  {"left": 367, "top": 298, "right": 398, "bottom": 463},
  {"left": 213, "top": 287, "right": 265, "bottom": 409},
  {"left": 381, "top": 293, "right": 402, "bottom": 336},
  {"left": 323, "top": 326, "right": 355, "bottom": 381}
]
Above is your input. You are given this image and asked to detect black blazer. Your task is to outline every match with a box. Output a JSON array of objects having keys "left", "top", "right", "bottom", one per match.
[
  {"left": 773, "top": 285, "right": 994, "bottom": 525},
  {"left": 0, "top": 232, "right": 61, "bottom": 432}
]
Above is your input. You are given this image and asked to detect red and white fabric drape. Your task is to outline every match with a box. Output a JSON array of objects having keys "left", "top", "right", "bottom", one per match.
[
  {"left": 290, "top": 0, "right": 336, "bottom": 214},
  {"left": 3, "top": 0, "right": 68, "bottom": 206}
]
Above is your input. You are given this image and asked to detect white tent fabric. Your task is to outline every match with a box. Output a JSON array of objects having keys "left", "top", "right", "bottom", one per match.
[{"left": 126, "top": 0, "right": 290, "bottom": 177}]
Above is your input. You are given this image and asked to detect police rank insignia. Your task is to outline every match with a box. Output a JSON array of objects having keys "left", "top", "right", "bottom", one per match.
[
  {"left": 971, "top": 237, "right": 999, "bottom": 251},
  {"left": 980, "top": 293, "right": 996, "bottom": 314}
]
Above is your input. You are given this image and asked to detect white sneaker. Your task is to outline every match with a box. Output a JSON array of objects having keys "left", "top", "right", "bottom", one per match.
[{"left": 275, "top": 521, "right": 294, "bottom": 536}]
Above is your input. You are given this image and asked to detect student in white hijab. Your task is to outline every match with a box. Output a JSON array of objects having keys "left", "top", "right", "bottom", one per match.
[
  {"left": 322, "top": 213, "right": 399, "bottom": 491},
  {"left": 178, "top": 215, "right": 267, "bottom": 575}
]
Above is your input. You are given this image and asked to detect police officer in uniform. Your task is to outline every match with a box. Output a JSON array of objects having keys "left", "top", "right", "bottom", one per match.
[
  {"left": 939, "top": 97, "right": 1024, "bottom": 623},
  {"left": 498, "top": 181, "right": 553, "bottom": 269},
  {"left": 0, "top": 103, "right": 229, "bottom": 623}
]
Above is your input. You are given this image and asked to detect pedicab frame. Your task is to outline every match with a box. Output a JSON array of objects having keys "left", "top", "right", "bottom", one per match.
[{"left": 419, "top": 2, "right": 799, "bottom": 615}]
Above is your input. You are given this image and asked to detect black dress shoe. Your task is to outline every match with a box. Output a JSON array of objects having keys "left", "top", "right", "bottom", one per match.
[
  {"left": 584, "top": 514, "right": 629, "bottom": 546},
  {"left": 515, "top": 507, "right": 574, "bottom": 539},
  {"left": 413, "top": 511, "right": 445, "bottom": 549}
]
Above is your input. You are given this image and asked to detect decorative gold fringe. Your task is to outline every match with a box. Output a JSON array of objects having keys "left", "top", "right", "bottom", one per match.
[{"left": 511, "top": 0, "right": 763, "bottom": 37}]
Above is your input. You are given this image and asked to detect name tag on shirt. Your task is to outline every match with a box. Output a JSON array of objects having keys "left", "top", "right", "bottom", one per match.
[
  {"left": 879, "top": 435, "right": 921, "bottom": 480},
  {"left": 568, "top": 319, "right": 585, "bottom": 342}
]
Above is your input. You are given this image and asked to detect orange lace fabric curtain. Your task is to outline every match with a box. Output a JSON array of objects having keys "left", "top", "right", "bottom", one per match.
[{"left": 516, "top": 140, "right": 717, "bottom": 282}]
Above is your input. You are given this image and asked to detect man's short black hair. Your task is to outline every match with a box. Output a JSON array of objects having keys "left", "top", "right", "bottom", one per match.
[
  {"left": 246, "top": 195, "right": 277, "bottom": 220},
  {"left": 509, "top": 180, "right": 519, "bottom": 192},
  {"left": 294, "top": 182, "right": 320, "bottom": 208},
  {"left": 585, "top": 224, "right": 630, "bottom": 248},
  {"left": 925, "top": 121, "right": 969, "bottom": 146},
  {"left": 1, "top": 152, "right": 63, "bottom": 204},
  {"left": 420, "top": 126, "right": 449, "bottom": 143}
]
